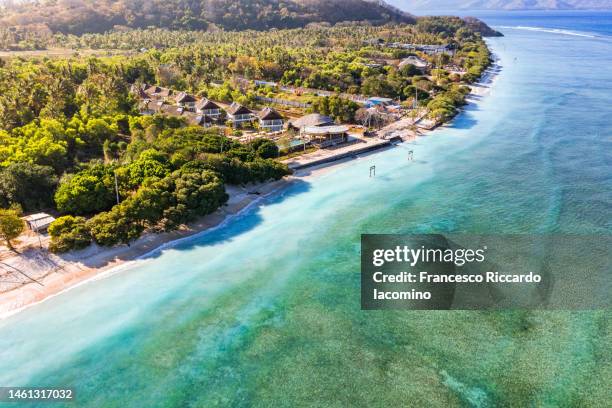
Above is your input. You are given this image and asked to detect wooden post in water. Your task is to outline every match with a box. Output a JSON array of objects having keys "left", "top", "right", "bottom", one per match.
[{"left": 369, "top": 165, "right": 376, "bottom": 177}]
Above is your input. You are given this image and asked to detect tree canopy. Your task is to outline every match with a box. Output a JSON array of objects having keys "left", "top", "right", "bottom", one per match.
[
  {"left": 0, "top": 18, "right": 493, "bottom": 251},
  {"left": 0, "top": 163, "right": 58, "bottom": 212},
  {"left": 0, "top": 208, "right": 24, "bottom": 251},
  {"left": 0, "top": 0, "right": 414, "bottom": 36}
]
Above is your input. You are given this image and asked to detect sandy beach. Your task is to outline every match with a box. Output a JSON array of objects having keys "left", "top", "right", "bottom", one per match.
[
  {"left": 0, "top": 176, "right": 297, "bottom": 319},
  {"left": 0, "top": 62, "right": 500, "bottom": 319},
  {"left": 0, "top": 162, "right": 350, "bottom": 319}
]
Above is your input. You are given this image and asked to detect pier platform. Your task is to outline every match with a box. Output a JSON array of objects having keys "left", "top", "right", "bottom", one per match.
[{"left": 282, "top": 137, "right": 393, "bottom": 170}]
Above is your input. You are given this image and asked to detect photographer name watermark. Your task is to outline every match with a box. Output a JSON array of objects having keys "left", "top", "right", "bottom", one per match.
[{"left": 361, "top": 234, "right": 610, "bottom": 310}]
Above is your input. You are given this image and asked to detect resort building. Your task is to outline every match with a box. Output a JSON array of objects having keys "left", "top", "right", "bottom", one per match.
[
  {"left": 399, "top": 56, "right": 429, "bottom": 72},
  {"left": 288, "top": 113, "right": 335, "bottom": 131},
  {"left": 226, "top": 102, "right": 254, "bottom": 127},
  {"left": 254, "top": 80, "right": 278, "bottom": 87},
  {"left": 157, "top": 88, "right": 174, "bottom": 99},
  {"left": 139, "top": 99, "right": 153, "bottom": 114},
  {"left": 184, "top": 112, "right": 214, "bottom": 127},
  {"left": 140, "top": 100, "right": 165, "bottom": 115},
  {"left": 365, "top": 97, "right": 394, "bottom": 108},
  {"left": 195, "top": 98, "right": 223, "bottom": 120},
  {"left": 160, "top": 104, "right": 186, "bottom": 117},
  {"left": 22, "top": 213, "right": 56, "bottom": 232},
  {"left": 257, "top": 107, "right": 284, "bottom": 132},
  {"left": 144, "top": 85, "right": 174, "bottom": 100},
  {"left": 138, "top": 101, "right": 211, "bottom": 128},
  {"left": 131, "top": 83, "right": 150, "bottom": 99},
  {"left": 418, "top": 44, "right": 454, "bottom": 55},
  {"left": 175, "top": 92, "right": 197, "bottom": 110},
  {"left": 301, "top": 125, "right": 349, "bottom": 148},
  {"left": 144, "top": 85, "right": 162, "bottom": 95},
  {"left": 387, "top": 43, "right": 453, "bottom": 55}
]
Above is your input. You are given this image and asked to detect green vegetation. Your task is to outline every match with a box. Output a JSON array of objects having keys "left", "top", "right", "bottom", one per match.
[
  {"left": 0, "top": 16, "right": 494, "bottom": 251},
  {"left": 0, "top": 208, "right": 24, "bottom": 251},
  {"left": 1, "top": 22, "right": 493, "bottom": 111},
  {"left": 0, "top": 53, "right": 291, "bottom": 250},
  {"left": 0, "top": 163, "right": 58, "bottom": 212},
  {"left": 48, "top": 215, "right": 92, "bottom": 253},
  {"left": 416, "top": 16, "right": 502, "bottom": 38},
  {"left": 309, "top": 96, "right": 359, "bottom": 123},
  {"left": 46, "top": 125, "right": 289, "bottom": 251},
  {"left": 0, "top": 0, "right": 413, "bottom": 40},
  {"left": 54, "top": 164, "right": 118, "bottom": 216},
  {"left": 427, "top": 85, "right": 471, "bottom": 123},
  {"left": 86, "top": 166, "right": 227, "bottom": 247}
]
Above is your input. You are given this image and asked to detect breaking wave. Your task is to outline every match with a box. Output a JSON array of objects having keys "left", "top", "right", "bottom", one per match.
[{"left": 497, "top": 26, "right": 598, "bottom": 38}]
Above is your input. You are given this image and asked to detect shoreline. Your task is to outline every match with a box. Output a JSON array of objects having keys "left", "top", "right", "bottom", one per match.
[
  {"left": 0, "top": 63, "right": 500, "bottom": 320},
  {"left": 0, "top": 177, "right": 294, "bottom": 319},
  {"left": 0, "top": 164, "right": 341, "bottom": 320}
]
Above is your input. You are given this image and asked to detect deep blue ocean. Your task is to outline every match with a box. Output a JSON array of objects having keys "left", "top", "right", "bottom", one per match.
[
  {"left": 423, "top": 10, "right": 612, "bottom": 37},
  {"left": 0, "top": 11, "right": 610, "bottom": 407}
]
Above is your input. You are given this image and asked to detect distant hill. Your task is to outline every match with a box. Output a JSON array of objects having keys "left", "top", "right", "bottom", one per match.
[
  {"left": 0, "top": 0, "right": 416, "bottom": 35},
  {"left": 386, "top": 0, "right": 612, "bottom": 10}
]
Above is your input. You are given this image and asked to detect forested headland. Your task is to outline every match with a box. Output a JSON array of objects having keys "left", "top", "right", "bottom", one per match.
[{"left": 0, "top": 0, "right": 413, "bottom": 40}]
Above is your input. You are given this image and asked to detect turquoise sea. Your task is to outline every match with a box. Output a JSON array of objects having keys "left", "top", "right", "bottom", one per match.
[{"left": 1, "top": 12, "right": 611, "bottom": 407}]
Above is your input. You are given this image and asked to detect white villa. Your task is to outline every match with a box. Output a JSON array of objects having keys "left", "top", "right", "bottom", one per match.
[
  {"left": 257, "top": 107, "right": 284, "bottom": 132},
  {"left": 196, "top": 98, "right": 223, "bottom": 119},
  {"left": 175, "top": 92, "right": 198, "bottom": 110},
  {"left": 226, "top": 102, "right": 254, "bottom": 127}
]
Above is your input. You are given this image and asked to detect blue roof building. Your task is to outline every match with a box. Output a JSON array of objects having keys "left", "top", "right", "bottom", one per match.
[{"left": 365, "top": 97, "right": 394, "bottom": 108}]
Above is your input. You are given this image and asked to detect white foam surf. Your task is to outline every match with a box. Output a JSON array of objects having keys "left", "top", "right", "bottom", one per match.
[{"left": 497, "top": 26, "right": 597, "bottom": 38}]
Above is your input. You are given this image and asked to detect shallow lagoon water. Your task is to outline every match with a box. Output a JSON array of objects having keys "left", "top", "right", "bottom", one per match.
[{"left": 0, "top": 13, "right": 611, "bottom": 407}]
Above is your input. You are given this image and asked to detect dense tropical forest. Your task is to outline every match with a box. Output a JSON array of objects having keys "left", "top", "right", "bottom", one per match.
[
  {"left": 0, "top": 12, "right": 497, "bottom": 252},
  {"left": 0, "top": 52, "right": 290, "bottom": 251},
  {"left": 0, "top": 0, "right": 413, "bottom": 37}
]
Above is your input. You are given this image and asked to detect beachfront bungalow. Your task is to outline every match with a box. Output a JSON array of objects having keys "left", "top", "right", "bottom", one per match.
[
  {"left": 301, "top": 125, "right": 349, "bottom": 148},
  {"left": 144, "top": 85, "right": 174, "bottom": 101},
  {"left": 184, "top": 112, "right": 214, "bottom": 127},
  {"left": 257, "top": 107, "right": 284, "bottom": 132},
  {"left": 160, "top": 104, "right": 187, "bottom": 117},
  {"left": 138, "top": 99, "right": 153, "bottom": 114},
  {"left": 175, "top": 92, "right": 197, "bottom": 110},
  {"left": 139, "top": 101, "right": 212, "bottom": 127},
  {"left": 131, "top": 83, "right": 150, "bottom": 100},
  {"left": 140, "top": 100, "right": 166, "bottom": 115},
  {"left": 22, "top": 213, "right": 56, "bottom": 232},
  {"left": 157, "top": 88, "right": 174, "bottom": 99},
  {"left": 195, "top": 98, "right": 223, "bottom": 119},
  {"left": 144, "top": 85, "right": 161, "bottom": 95},
  {"left": 399, "top": 56, "right": 429, "bottom": 72},
  {"left": 288, "top": 113, "right": 335, "bottom": 131},
  {"left": 226, "top": 102, "right": 254, "bottom": 127}
]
